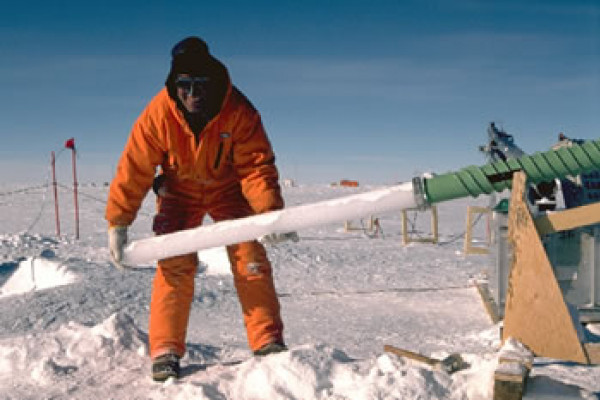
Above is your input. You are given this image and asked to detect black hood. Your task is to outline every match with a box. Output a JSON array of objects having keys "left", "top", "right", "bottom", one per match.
[{"left": 165, "top": 37, "right": 229, "bottom": 121}]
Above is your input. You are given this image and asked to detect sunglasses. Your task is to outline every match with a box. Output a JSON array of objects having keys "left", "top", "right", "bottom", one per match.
[{"left": 175, "top": 76, "right": 210, "bottom": 95}]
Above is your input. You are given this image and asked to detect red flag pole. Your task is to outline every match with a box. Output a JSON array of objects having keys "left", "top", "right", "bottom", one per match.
[
  {"left": 51, "top": 151, "right": 61, "bottom": 237},
  {"left": 71, "top": 147, "right": 80, "bottom": 240}
]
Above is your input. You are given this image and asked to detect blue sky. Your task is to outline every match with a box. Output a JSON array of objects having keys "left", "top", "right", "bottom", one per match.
[{"left": 0, "top": 0, "right": 598, "bottom": 185}]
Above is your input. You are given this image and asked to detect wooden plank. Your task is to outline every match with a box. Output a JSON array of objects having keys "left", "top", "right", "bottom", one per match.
[
  {"left": 464, "top": 207, "right": 474, "bottom": 253},
  {"left": 494, "top": 365, "right": 529, "bottom": 400},
  {"left": 401, "top": 210, "right": 409, "bottom": 245},
  {"left": 466, "top": 247, "right": 491, "bottom": 255},
  {"left": 494, "top": 338, "right": 534, "bottom": 400},
  {"left": 534, "top": 201, "right": 600, "bottom": 235},
  {"left": 430, "top": 206, "right": 439, "bottom": 244},
  {"left": 384, "top": 344, "right": 466, "bottom": 374},
  {"left": 383, "top": 344, "right": 438, "bottom": 366},
  {"left": 494, "top": 379, "right": 525, "bottom": 400},
  {"left": 470, "top": 206, "right": 493, "bottom": 214},
  {"left": 475, "top": 281, "right": 501, "bottom": 324},
  {"left": 584, "top": 343, "right": 600, "bottom": 364},
  {"left": 503, "top": 172, "right": 589, "bottom": 364},
  {"left": 409, "top": 238, "right": 439, "bottom": 243}
]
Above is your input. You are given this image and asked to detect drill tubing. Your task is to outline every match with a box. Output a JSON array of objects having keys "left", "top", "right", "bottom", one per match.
[{"left": 423, "top": 138, "right": 600, "bottom": 204}]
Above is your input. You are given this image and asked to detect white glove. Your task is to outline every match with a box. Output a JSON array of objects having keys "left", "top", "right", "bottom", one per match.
[
  {"left": 108, "top": 226, "right": 129, "bottom": 270},
  {"left": 259, "top": 231, "right": 300, "bottom": 246}
]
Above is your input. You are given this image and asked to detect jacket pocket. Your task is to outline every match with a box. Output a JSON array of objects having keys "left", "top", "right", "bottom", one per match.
[{"left": 213, "top": 141, "right": 224, "bottom": 170}]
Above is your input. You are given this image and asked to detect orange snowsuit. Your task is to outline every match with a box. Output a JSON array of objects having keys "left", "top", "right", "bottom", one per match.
[{"left": 105, "top": 77, "right": 284, "bottom": 358}]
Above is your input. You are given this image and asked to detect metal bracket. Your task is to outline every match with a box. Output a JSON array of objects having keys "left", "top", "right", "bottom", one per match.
[{"left": 412, "top": 176, "right": 430, "bottom": 210}]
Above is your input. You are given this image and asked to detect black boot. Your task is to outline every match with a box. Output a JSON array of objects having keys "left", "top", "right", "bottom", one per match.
[
  {"left": 253, "top": 342, "right": 288, "bottom": 356},
  {"left": 151, "top": 353, "right": 180, "bottom": 381}
]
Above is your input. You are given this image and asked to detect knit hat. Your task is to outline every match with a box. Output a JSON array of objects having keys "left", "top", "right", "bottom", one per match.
[
  {"left": 170, "top": 37, "right": 211, "bottom": 76},
  {"left": 166, "top": 36, "right": 228, "bottom": 86},
  {"left": 165, "top": 36, "right": 230, "bottom": 126}
]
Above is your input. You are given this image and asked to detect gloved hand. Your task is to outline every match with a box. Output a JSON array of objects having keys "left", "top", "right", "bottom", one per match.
[
  {"left": 108, "top": 226, "right": 129, "bottom": 270},
  {"left": 258, "top": 231, "right": 300, "bottom": 246}
]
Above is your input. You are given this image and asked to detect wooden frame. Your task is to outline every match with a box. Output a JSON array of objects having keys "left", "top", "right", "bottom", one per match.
[
  {"left": 401, "top": 206, "right": 438, "bottom": 245},
  {"left": 464, "top": 206, "right": 492, "bottom": 255},
  {"left": 344, "top": 215, "right": 375, "bottom": 232}
]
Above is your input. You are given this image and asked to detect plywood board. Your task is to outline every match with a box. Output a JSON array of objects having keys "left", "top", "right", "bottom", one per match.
[{"left": 503, "top": 172, "right": 589, "bottom": 364}]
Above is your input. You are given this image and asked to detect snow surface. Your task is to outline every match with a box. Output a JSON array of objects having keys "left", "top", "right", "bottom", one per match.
[{"left": 1, "top": 183, "right": 600, "bottom": 399}]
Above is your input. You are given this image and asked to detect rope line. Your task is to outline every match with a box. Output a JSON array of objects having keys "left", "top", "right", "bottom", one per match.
[
  {"left": 438, "top": 211, "right": 485, "bottom": 246},
  {"left": 57, "top": 183, "right": 107, "bottom": 204},
  {"left": 277, "top": 284, "right": 474, "bottom": 298},
  {"left": 404, "top": 208, "right": 486, "bottom": 246},
  {"left": 24, "top": 162, "right": 53, "bottom": 234},
  {"left": 56, "top": 183, "right": 153, "bottom": 217},
  {"left": 209, "top": 283, "right": 475, "bottom": 300},
  {"left": 0, "top": 184, "right": 50, "bottom": 197}
]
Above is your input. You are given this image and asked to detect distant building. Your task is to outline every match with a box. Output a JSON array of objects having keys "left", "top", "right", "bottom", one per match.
[{"left": 339, "top": 180, "right": 359, "bottom": 187}]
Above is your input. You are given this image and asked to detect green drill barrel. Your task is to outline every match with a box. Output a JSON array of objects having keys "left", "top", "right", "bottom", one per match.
[{"left": 423, "top": 138, "right": 600, "bottom": 204}]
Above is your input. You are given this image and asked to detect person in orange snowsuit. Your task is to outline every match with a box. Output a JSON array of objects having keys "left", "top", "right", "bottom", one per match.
[{"left": 105, "top": 37, "right": 289, "bottom": 381}]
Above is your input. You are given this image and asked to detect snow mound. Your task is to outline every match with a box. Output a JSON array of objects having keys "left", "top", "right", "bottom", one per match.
[
  {"left": 0, "top": 308, "right": 502, "bottom": 399},
  {"left": 0, "top": 256, "right": 77, "bottom": 297},
  {"left": 226, "top": 344, "right": 454, "bottom": 399},
  {"left": 167, "top": 344, "right": 495, "bottom": 400},
  {"left": 0, "top": 312, "right": 147, "bottom": 386}
]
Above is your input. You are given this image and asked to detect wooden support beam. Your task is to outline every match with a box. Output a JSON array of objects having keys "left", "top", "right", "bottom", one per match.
[
  {"left": 493, "top": 361, "right": 529, "bottom": 400},
  {"left": 474, "top": 281, "right": 501, "bottom": 324},
  {"left": 534, "top": 201, "right": 600, "bottom": 235},
  {"left": 493, "top": 338, "right": 534, "bottom": 400},
  {"left": 584, "top": 343, "right": 600, "bottom": 364}
]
